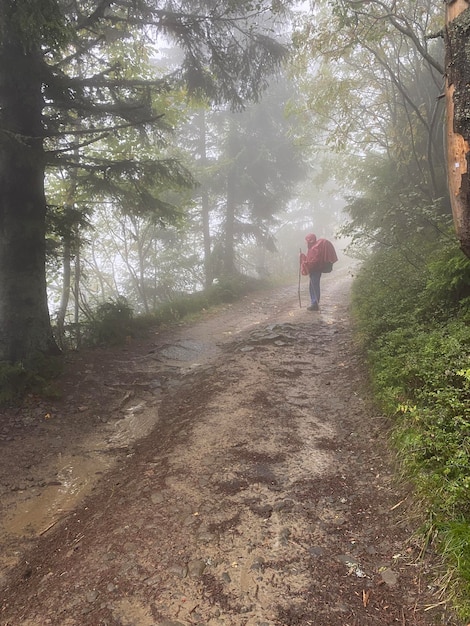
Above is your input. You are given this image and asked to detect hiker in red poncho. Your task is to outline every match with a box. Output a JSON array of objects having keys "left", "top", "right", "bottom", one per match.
[{"left": 300, "top": 233, "right": 338, "bottom": 311}]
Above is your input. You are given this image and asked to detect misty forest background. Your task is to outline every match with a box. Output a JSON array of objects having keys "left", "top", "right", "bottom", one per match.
[{"left": 2, "top": 0, "right": 470, "bottom": 619}]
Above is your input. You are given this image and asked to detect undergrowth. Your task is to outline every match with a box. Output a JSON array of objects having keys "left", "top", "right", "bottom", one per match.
[
  {"left": 352, "top": 236, "right": 470, "bottom": 618},
  {"left": 0, "top": 353, "right": 62, "bottom": 405},
  {"left": 1, "top": 275, "right": 268, "bottom": 404},
  {"left": 79, "top": 274, "right": 268, "bottom": 347}
]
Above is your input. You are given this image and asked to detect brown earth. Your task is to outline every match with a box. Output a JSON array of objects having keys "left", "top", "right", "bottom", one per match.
[{"left": 0, "top": 267, "right": 463, "bottom": 626}]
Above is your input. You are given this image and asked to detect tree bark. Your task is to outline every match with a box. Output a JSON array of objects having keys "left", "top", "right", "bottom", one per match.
[
  {"left": 56, "top": 237, "right": 71, "bottom": 351},
  {"left": 445, "top": 1, "right": 470, "bottom": 258},
  {"left": 197, "top": 110, "right": 213, "bottom": 289},
  {"left": 223, "top": 170, "right": 238, "bottom": 277},
  {"left": 0, "top": 25, "right": 58, "bottom": 363}
]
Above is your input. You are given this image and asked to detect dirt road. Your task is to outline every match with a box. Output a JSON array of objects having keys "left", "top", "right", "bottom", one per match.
[{"left": 0, "top": 268, "right": 460, "bottom": 625}]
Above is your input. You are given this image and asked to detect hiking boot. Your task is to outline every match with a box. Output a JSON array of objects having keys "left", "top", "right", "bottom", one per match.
[{"left": 307, "top": 303, "right": 319, "bottom": 311}]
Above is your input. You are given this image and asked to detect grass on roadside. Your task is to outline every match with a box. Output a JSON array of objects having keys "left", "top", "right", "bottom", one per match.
[
  {"left": 351, "top": 238, "right": 470, "bottom": 618},
  {"left": 80, "top": 274, "right": 269, "bottom": 346}
]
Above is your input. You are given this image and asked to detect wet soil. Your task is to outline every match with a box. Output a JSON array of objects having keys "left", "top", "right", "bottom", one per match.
[{"left": 0, "top": 268, "right": 462, "bottom": 625}]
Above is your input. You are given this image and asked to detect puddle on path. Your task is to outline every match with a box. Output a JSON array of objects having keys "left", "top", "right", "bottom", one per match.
[
  {"left": 0, "top": 402, "right": 161, "bottom": 577},
  {"left": 2, "top": 451, "right": 113, "bottom": 537}
]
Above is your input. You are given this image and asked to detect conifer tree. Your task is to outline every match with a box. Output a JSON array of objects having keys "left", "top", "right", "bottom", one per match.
[{"left": 0, "top": 0, "right": 289, "bottom": 363}]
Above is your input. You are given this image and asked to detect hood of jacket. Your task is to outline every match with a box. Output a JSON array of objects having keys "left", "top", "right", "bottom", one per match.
[{"left": 305, "top": 233, "right": 317, "bottom": 248}]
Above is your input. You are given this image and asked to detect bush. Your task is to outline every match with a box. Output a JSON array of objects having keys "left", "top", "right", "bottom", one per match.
[
  {"left": 424, "top": 244, "right": 470, "bottom": 313},
  {"left": 352, "top": 238, "right": 470, "bottom": 617},
  {"left": 0, "top": 353, "right": 62, "bottom": 405},
  {"left": 79, "top": 276, "right": 269, "bottom": 345},
  {"left": 84, "top": 296, "right": 135, "bottom": 346},
  {"left": 150, "top": 275, "right": 269, "bottom": 325}
]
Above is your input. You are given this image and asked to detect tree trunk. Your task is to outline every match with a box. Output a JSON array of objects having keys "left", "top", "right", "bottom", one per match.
[
  {"left": 56, "top": 237, "right": 72, "bottom": 351},
  {"left": 134, "top": 220, "right": 150, "bottom": 315},
  {"left": 224, "top": 170, "right": 238, "bottom": 276},
  {"left": 74, "top": 250, "right": 82, "bottom": 350},
  {"left": 223, "top": 117, "right": 241, "bottom": 277},
  {"left": 0, "top": 26, "right": 58, "bottom": 363},
  {"left": 197, "top": 110, "right": 213, "bottom": 289},
  {"left": 445, "top": 1, "right": 470, "bottom": 258}
]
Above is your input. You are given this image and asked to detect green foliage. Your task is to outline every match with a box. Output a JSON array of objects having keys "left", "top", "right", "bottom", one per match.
[
  {"left": 152, "top": 292, "right": 211, "bottom": 325},
  {"left": 84, "top": 297, "right": 135, "bottom": 346},
  {"left": 351, "top": 243, "right": 428, "bottom": 349},
  {"left": 424, "top": 244, "right": 470, "bottom": 313},
  {"left": 352, "top": 237, "right": 470, "bottom": 617},
  {"left": 0, "top": 363, "right": 36, "bottom": 405},
  {"left": 0, "top": 354, "right": 62, "bottom": 405},
  {"left": 340, "top": 151, "right": 451, "bottom": 255},
  {"left": 151, "top": 275, "right": 267, "bottom": 324},
  {"left": 79, "top": 276, "right": 267, "bottom": 346},
  {"left": 436, "top": 521, "right": 470, "bottom": 615},
  {"left": 3, "top": 0, "right": 70, "bottom": 49}
]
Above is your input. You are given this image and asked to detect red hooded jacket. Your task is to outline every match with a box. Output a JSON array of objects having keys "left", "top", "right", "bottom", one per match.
[{"left": 300, "top": 234, "right": 338, "bottom": 275}]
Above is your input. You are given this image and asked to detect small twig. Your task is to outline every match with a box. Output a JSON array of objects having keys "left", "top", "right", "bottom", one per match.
[
  {"left": 39, "top": 519, "right": 60, "bottom": 536},
  {"left": 189, "top": 603, "right": 200, "bottom": 615},
  {"left": 424, "top": 600, "right": 447, "bottom": 611},
  {"left": 390, "top": 498, "right": 406, "bottom": 511}
]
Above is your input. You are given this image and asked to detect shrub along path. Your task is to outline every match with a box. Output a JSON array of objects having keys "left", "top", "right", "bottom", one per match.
[{"left": 0, "top": 267, "right": 462, "bottom": 625}]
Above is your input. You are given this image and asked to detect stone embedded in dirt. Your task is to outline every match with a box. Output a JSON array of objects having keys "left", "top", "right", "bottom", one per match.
[
  {"left": 150, "top": 491, "right": 167, "bottom": 505},
  {"left": 380, "top": 567, "right": 399, "bottom": 587},
  {"left": 308, "top": 546, "right": 324, "bottom": 557},
  {"left": 143, "top": 573, "right": 161, "bottom": 586},
  {"left": 337, "top": 553, "right": 359, "bottom": 566},
  {"left": 196, "top": 529, "right": 217, "bottom": 544},
  {"left": 158, "top": 621, "right": 187, "bottom": 626},
  {"left": 250, "top": 557, "right": 265, "bottom": 571},
  {"left": 279, "top": 527, "right": 291, "bottom": 545},
  {"left": 336, "top": 554, "right": 367, "bottom": 577},
  {"left": 273, "top": 498, "right": 294, "bottom": 512},
  {"left": 124, "top": 402, "right": 146, "bottom": 415},
  {"left": 85, "top": 589, "right": 99, "bottom": 603},
  {"left": 231, "top": 322, "right": 309, "bottom": 352},
  {"left": 168, "top": 563, "right": 188, "bottom": 579},
  {"left": 250, "top": 503, "right": 273, "bottom": 518},
  {"left": 187, "top": 558, "right": 206, "bottom": 578}
]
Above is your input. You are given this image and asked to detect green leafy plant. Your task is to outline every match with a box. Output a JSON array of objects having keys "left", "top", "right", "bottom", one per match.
[
  {"left": 0, "top": 354, "right": 62, "bottom": 405},
  {"left": 84, "top": 296, "right": 135, "bottom": 346},
  {"left": 352, "top": 237, "right": 470, "bottom": 618}
]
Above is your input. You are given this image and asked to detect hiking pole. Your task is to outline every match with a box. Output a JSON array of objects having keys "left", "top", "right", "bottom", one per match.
[{"left": 298, "top": 248, "right": 302, "bottom": 309}]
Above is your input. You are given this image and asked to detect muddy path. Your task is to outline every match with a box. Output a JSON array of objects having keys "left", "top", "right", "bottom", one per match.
[{"left": 0, "top": 268, "right": 460, "bottom": 625}]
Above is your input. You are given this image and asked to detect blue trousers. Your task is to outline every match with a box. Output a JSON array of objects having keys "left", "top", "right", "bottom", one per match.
[{"left": 309, "top": 271, "right": 322, "bottom": 304}]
